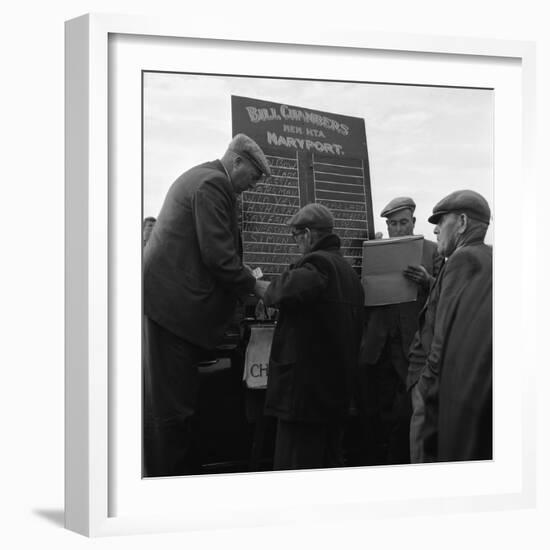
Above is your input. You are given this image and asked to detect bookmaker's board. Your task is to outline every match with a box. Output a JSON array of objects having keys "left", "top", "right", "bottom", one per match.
[{"left": 233, "top": 95, "right": 374, "bottom": 281}]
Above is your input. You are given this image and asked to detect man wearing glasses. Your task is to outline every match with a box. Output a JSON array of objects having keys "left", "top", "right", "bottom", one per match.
[
  {"left": 143, "top": 134, "right": 270, "bottom": 476},
  {"left": 255, "top": 203, "right": 365, "bottom": 470}
]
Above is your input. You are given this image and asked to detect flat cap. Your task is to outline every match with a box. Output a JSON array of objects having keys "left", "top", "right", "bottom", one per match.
[
  {"left": 286, "top": 203, "right": 334, "bottom": 230},
  {"left": 428, "top": 189, "right": 491, "bottom": 224},
  {"left": 228, "top": 133, "right": 271, "bottom": 177},
  {"left": 381, "top": 196, "right": 416, "bottom": 218}
]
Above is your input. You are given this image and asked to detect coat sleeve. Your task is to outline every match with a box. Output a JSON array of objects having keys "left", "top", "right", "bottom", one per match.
[
  {"left": 418, "top": 254, "right": 473, "bottom": 393},
  {"left": 416, "top": 251, "right": 477, "bottom": 458},
  {"left": 263, "top": 261, "right": 328, "bottom": 308},
  {"left": 193, "top": 179, "right": 255, "bottom": 296}
]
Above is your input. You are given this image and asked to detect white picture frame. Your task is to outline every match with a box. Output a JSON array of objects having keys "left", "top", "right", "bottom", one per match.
[{"left": 65, "top": 13, "right": 537, "bottom": 537}]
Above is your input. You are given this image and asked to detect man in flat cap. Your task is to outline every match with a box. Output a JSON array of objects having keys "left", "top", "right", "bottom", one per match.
[
  {"left": 143, "top": 134, "right": 270, "bottom": 476},
  {"left": 410, "top": 189, "right": 492, "bottom": 462},
  {"left": 255, "top": 203, "right": 365, "bottom": 470},
  {"left": 358, "top": 196, "right": 443, "bottom": 465},
  {"left": 142, "top": 216, "right": 156, "bottom": 247}
]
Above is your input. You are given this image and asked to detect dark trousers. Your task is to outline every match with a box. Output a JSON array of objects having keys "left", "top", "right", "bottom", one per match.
[
  {"left": 356, "top": 340, "right": 411, "bottom": 465},
  {"left": 273, "top": 418, "right": 345, "bottom": 471},
  {"left": 143, "top": 316, "right": 208, "bottom": 477}
]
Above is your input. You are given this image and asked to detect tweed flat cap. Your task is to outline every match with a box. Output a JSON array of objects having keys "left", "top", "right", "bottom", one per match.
[
  {"left": 428, "top": 189, "right": 491, "bottom": 224},
  {"left": 287, "top": 203, "right": 334, "bottom": 230},
  {"left": 228, "top": 133, "right": 271, "bottom": 177},
  {"left": 380, "top": 196, "right": 416, "bottom": 218}
]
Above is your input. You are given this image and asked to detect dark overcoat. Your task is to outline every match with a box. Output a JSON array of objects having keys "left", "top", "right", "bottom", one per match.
[
  {"left": 263, "top": 234, "right": 365, "bottom": 423},
  {"left": 143, "top": 160, "right": 255, "bottom": 350},
  {"left": 416, "top": 241, "right": 493, "bottom": 462}
]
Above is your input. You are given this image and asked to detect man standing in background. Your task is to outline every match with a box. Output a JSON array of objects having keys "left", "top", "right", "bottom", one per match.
[
  {"left": 359, "top": 197, "right": 443, "bottom": 465},
  {"left": 143, "top": 134, "right": 270, "bottom": 476},
  {"left": 142, "top": 216, "right": 156, "bottom": 246}
]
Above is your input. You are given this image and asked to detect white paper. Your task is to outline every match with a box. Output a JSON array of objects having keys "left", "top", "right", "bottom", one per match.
[{"left": 362, "top": 235, "right": 424, "bottom": 306}]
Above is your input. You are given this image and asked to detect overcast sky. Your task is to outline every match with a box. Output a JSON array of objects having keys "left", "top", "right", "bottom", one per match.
[{"left": 143, "top": 72, "right": 493, "bottom": 243}]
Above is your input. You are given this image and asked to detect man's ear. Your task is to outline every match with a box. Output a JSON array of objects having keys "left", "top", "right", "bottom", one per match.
[
  {"left": 457, "top": 213, "right": 469, "bottom": 234},
  {"left": 233, "top": 155, "right": 243, "bottom": 170},
  {"left": 412, "top": 216, "right": 416, "bottom": 227},
  {"left": 385, "top": 219, "right": 390, "bottom": 228}
]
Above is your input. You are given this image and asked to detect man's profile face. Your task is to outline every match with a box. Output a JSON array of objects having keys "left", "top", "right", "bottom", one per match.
[
  {"left": 386, "top": 209, "right": 415, "bottom": 238},
  {"left": 291, "top": 227, "right": 312, "bottom": 255},
  {"left": 231, "top": 156, "right": 264, "bottom": 194},
  {"left": 434, "top": 212, "right": 460, "bottom": 257}
]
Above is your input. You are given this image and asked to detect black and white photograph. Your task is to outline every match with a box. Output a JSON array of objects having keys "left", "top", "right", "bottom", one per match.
[
  {"left": 141, "top": 72, "right": 494, "bottom": 478},
  {"left": 4, "top": 0, "right": 545, "bottom": 545}
]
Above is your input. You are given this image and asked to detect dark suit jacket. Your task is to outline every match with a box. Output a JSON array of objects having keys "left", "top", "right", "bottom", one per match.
[
  {"left": 143, "top": 160, "right": 256, "bottom": 350},
  {"left": 362, "top": 238, "right": 442, "bottom": 383}
]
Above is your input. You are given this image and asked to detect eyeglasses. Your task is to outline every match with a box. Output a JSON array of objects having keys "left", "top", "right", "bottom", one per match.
[{"left": 291, "top": 229, "right": 307, "bottom": 241}]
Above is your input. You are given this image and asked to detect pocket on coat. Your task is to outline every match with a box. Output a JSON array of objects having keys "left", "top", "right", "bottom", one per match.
[{"left": 185, "top": 270, "right": 215, "bottom": 294}]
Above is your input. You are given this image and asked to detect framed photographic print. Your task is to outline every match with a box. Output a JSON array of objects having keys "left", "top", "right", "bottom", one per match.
[{"left": 65, "top": 13, "right": 536, "bottom": 536}]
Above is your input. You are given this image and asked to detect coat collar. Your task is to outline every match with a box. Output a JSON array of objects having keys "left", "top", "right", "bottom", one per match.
[
  {"left": 309, "top": 233, "right": 342, "bottom": 253},
  {"left": 212, "top": 159, "right": 237, "bottom": 204}
]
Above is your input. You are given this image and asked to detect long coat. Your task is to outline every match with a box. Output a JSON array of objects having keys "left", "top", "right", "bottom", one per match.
[
  {"left": 263, "top": 234, "right": 365, "bottom": 423},
  {"left": 143, "top": 160, "right": 256, "bottom": 350},
  {"left": 416, "top": 241, "right": 493, "bottom": 462}
]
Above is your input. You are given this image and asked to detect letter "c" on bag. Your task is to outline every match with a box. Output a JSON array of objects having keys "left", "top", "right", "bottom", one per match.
[{"left": 243, "top": 325, "right": 274, "bottom": 389}]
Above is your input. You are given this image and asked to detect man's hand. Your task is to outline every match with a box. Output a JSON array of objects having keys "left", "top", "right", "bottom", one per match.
[
  {"left": 403, "top": 265, "right": 432, "bottom": 290},
  {"left": 254, "top": 279, "right": 270, "bottom": 298},
  {"left": 245, "top": 264, "right": 264, "bottom": 279}
]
